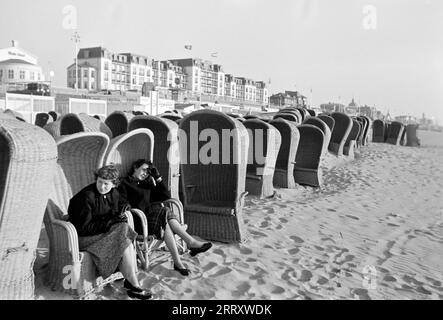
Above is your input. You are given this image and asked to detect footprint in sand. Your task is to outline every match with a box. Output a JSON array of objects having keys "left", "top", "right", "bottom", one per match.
[
  {"left": 279, "top": 217, "right": 289, "bottom": 224},
  {"left": 271, "top": 286, "right": 285, "bottom": 294},
  {"left": 290, "top": 235, "right": 304, "bottom": 244},
  {"left": 260, "top": 221, "right": 270, "bottom": 228},
  {"left": 345, "top": 214, "right": 360, "bottom": 220},
  {"left": 288, "top": 248, "right": 300, "bottom": 255},
  {"left": 351, "top": 288, "right": 371, "bottom": 300},
  {"left": 232, "top": 282, "right": 251, "bottom": 298},
  {"left": 383, "top": 275, "right": 397, "bottom": 282},
  {"left": 250, "top": 230, "right": 268, "bottom": 238},
  {"left": 299, "top": 270, "right": 313, "bottom": 282},
  {"left": 239, "top": 247, "right": 253, "bottom": 255},
  {"left": 211, "top": 267, "right": 233, "bottom": 277}
]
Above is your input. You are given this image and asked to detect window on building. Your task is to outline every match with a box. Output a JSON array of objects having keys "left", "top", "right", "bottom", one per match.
[
  {"left": 91, "top": 70, "right": 95, "bottom": 78},
  {"left": 104, "top": 62, "right": 109, "bottom": 70},
  {"left": 132, "top": 78, "right": 136, "bottom": 85},
  {"left": 83, "top": 69, "right": 88, "bottom": 77},
  {"left": 132, "top": 67, "right": 136, "bottom": 74},
  {"left": 30, "top": 71, "right": 34, "bottom": 80},
  {"left": 84, "top": 82, "right": 88, "bottom": 89},
  {"left": 20, "top": 70, "right": 25, "bottom": 79},
  {"left": 8, "top": 70, "right": 14, "bottom": 79},
  {"left": 104, "top": 72, "right": 109, "bottom": 81},
  {"left": 38, "top": 73, "right": 41, "bottom": 80}
]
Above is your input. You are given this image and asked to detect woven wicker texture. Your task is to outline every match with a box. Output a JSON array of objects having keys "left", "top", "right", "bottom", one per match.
[
  {"left": 386, "top": 121, "right": 404, "bottom": 145},
  {"left": 355, "top": 117, "right": 366, "bottom": 147},
  {"left": 104, "top": 111, "right": 134, "bottom": 138},
  {"left": 44, "top": 113, "right": 113, "bottom": 139},
  {"left": 35, "top": 113, "right": 53, "bottom": 128},
  {"left": 384, "top": 122, "right": 390, "bottom": 142},
  {"left": 343, "top": 119, "right": 361, "bottom": 158},
  {"left": 179, "top": 109, "right": 249, "bottom": 243},
  {"left": 303, "top": 117, "right": 331, "bottom": 156},
  {"left": 329, "top": 112, "right": 352, "bottom": 156},
  {"left": 243, "top": 119, "right": 281, "bottom": 198},
  {"left": 128, "top": 115, "right": 180, "bottom": 199},
  {"left": 0, "top": 119, "right": 57, "bottom": 299},
  {"left": 294, "top": 124, "right": 324, "bottom": 187},
  {"left": 318, "top": 114, "right": 335, "bottom": 133},
  {"left": 295, "top": 107, "right": 309, "bottom": 122},
  {"left": 269, "top": 118, "right": 299, "bottom": 189},
  {"left": 43, "top": 132, "right": 116, "bottom": 297},
  {"left": 103, "top": 128, "right": 154, "bottom": 180}
]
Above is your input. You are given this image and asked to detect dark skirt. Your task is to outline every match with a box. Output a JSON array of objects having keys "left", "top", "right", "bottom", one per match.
[
  {"left": 142, "top": 204, "right": 180, "bottom": 240},
  {"left": 78, "top": 222, "right": 137, "bottom": 279}
]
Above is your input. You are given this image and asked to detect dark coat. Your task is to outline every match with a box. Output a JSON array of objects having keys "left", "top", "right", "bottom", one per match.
[{"left": 68, "top": 183, "right": 129, "bottom": 237}]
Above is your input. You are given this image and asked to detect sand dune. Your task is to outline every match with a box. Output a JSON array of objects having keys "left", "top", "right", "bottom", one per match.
[{"left": 34, "top": 130, "right": 443, "bottom": 300}]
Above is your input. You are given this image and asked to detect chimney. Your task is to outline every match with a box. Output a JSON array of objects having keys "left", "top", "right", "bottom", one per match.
[{"left": 12, "top": 40, "right": 19, "bottom": 47}]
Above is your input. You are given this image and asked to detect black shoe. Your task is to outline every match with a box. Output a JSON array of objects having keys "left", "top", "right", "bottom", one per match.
[
  {"left": 189, "top": 242, "right": 212, "bottom": 257},
  {"left": 124, "top": 279, "right": 153, "bottom": 300},
  {"left": 174, "top": 264, "right": 190, "bottom": 276}
]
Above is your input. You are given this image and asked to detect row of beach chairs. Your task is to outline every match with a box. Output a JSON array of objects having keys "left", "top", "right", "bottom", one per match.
[
  {"left": 372, "top": 119, "right": 420, "bottom": 147},
  {"left": 0, "top": 107, "right": 371, "bottom": 299}
]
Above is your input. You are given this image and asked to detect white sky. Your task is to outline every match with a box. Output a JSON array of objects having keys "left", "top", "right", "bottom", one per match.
[{"left": 1, "top": 0, "right": 442, "bottom": 123}]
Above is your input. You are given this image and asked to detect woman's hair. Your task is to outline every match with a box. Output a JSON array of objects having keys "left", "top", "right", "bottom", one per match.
[
  {"left": 129, "top": 159, "right": 152, "bottom": 176},
  {"left": 94, "top": 165, "right": 120, "bottom": 184}
]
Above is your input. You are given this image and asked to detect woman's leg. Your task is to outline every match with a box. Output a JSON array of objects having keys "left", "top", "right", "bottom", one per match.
[
  {"left": 118, "top": 244, "right": 140, "bottom": 287},
  {"left": 163, "top": 223, "right": 186, "bottom": 269},
  {"left": 168, "top": 218, "right": 207, "bottom": 248}
]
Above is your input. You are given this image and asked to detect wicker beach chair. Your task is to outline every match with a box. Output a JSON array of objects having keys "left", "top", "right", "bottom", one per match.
[
  {"left": 269, "top": 118, "right": 299, "bottom": 188},
  {"left": 243, "top": 119, "right": 281, "bottom": 198},
  {"left": 355, "top": 117, "right": 366, "bottom": 147},
  {"left": 361, "top": 116, "right": 371, "bottom": 146},
  {"left": 343, "top": 119, "right": 361, "bottom": 158},
  {"left": 273, "top": 113, "right": 299, "bottom": 123},
  {"left": 128, "top": 115, "right": 181, "bottom": 200},
  {"left": 48, "top": 111, "right": 60, "bottom": 121},
  {"left": 400, "top": 127, "right": 407, "bottom": 146},
  {"left": 302, "top": 117, "right": 331, "bottom": 156},
  {"left": 178, "top": 109, "right": 249, "bottom": 243},
  {"left": 386, "top": 121, "right": 404, "bottom": 145},
  {"left": 243, "top": 114, "right": 259, "bottom": 120},
  {"left": 102, "top": 128, "right": 185, "bottom": 268},
  {"left": 372, "top": 119, "right": 386, "bottom": 143},
  {"left": 43, "top": 132, "right": 136, "bottom": 298},
  {"left": 0, "top": 119, "right": 57, "bottom": 300},
  {"left": 405, "top": 124, "right": 420, "bottom": 147},
  {"left": 306, "top": 109, "right": 316, "bottom": 117},
  {"left": 93, "top": 115, "right": 106, "bottom": 121},
  {"left": 318, "top": 114, "right": 335, "bottom": 133},
  {"left": 384, "top": 122, "right": 390, "bottom": 142},
  {"left": 44, "top": 113, "right": 113, "bottom": 139},
  {"left": 293, "top": 124, "right": 325, "bottom": 187},
  {"left": 105, "top": 111, "right": 134, "bottom": 138},
  {"left": 329, "top": 112, "right": 352, "bottom": 156},
  {"left": 295, "top": 107, "right": 309, "bottom": 122},
  {"left": 35, "top": 113, "right": 52, "bottom": 128}
]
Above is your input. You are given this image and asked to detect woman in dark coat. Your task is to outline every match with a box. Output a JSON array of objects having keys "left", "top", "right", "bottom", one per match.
[
  {"left": 119, "top": 159, "right": 212, "bottom": 276},
  {"left": 68, "top": 165, "right": 152, "bottom": 299}
]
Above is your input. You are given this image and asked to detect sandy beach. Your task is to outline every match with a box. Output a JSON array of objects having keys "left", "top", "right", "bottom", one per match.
[{"left": 34, "top": 130, "right": 443, "bottom": 300}]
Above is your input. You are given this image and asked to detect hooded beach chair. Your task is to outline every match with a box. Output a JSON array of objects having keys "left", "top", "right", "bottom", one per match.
[
  {"left": 48, "top": 111, "right": 60, "bottom": 121},
  {"left": 273, "top": 112, "right": 299, "bottom": 123},
  {"left": 102, "top": 128, "right": 186, "bottom": 268},
  {"left": 329, "top": 112, "right": 352, "bottom": 156},
  {"left": 44, "top": 113, "right": 113, "bottom": 139},
  {"left": 269, "top": 118, "right": 299, "bottom": 188},
  {"left": 0, "top": 119, "right": 57, "bottom": 299},
  {"left": 405, "top": 124, "right": 420, "bottom": 147},
  {"left": 306, "top": 109, "right": 316, "bottom": 117},
  {"left": 361, "top": 116, "right": 371, "bottom": 146},
  {"left": 35, "top": 112, "right": 52, "bottom": 128},
  {"left": 372, "top": 119, "right": 387, "bottom": 143},
  {"left": 386, "top": 121, "right": 404, "bottom": 145},
  {"left": 128, "top": 115, "right": 181, "bottom": 200},
  {"left": 243, "top": 119, "right": 281, "bottom": 198},
  {"left": 294, "top": 124, "right": 325, "bottom": 187},
  {"left": 104, "top": 110, "right": 134, "bottom": 138},
  {"left": 160, "top": 113, "right": 183, "bottom": 122},
  {"left": 343, "top": 119, "right": 361, "bottom": 158},
  {"left": 178, "top": 109, "right": 249, "bottom": 243},
  {"left": 318, "top": 114, "right": 335, "bottom": 133},
  {"left": 43, "top": 132, "right": 137, "bottom": 298},
  {"left": 303, "top": 117, "right": 331, "bottom": 156}
]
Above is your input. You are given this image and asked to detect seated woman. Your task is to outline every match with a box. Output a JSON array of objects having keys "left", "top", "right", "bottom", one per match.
[
  {"left": 68, "top": 165, "right": 152, "bottom": 300},
  {"left": 118, "top": 159, "right": 212, "bottom": 276}
]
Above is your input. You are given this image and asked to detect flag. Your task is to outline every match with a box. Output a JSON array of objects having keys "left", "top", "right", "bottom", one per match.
[
  {"left": 211, "top": 52, "right": 218, "bottom": 58},
  {"left": 184, "top": 45, "right": 192, "bottom": 50}
]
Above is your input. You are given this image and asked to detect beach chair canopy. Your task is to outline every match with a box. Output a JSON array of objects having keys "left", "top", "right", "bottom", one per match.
[
  {"left": 329, "top": 112, "right": 352, "bottom": 156},
  {"left": 105, "top": 110, "right": 134, "bottom": 138}
]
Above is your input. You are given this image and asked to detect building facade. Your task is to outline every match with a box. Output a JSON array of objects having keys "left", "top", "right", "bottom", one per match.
[{"left": 0, "top": 40, "right": 45, "bottom": 84}]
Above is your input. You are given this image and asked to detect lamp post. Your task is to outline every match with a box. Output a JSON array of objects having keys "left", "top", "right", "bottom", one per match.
[{"left": 71, "top": 31, "right": 80, "bottom": 92}]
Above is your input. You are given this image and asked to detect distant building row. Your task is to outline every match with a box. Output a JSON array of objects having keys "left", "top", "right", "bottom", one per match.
[
  {"left": 66, "top": 46, "right": 268, "bottom": 105},
  {"left": 269, "top": 91, "right": 307, "bottom": 108}
]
